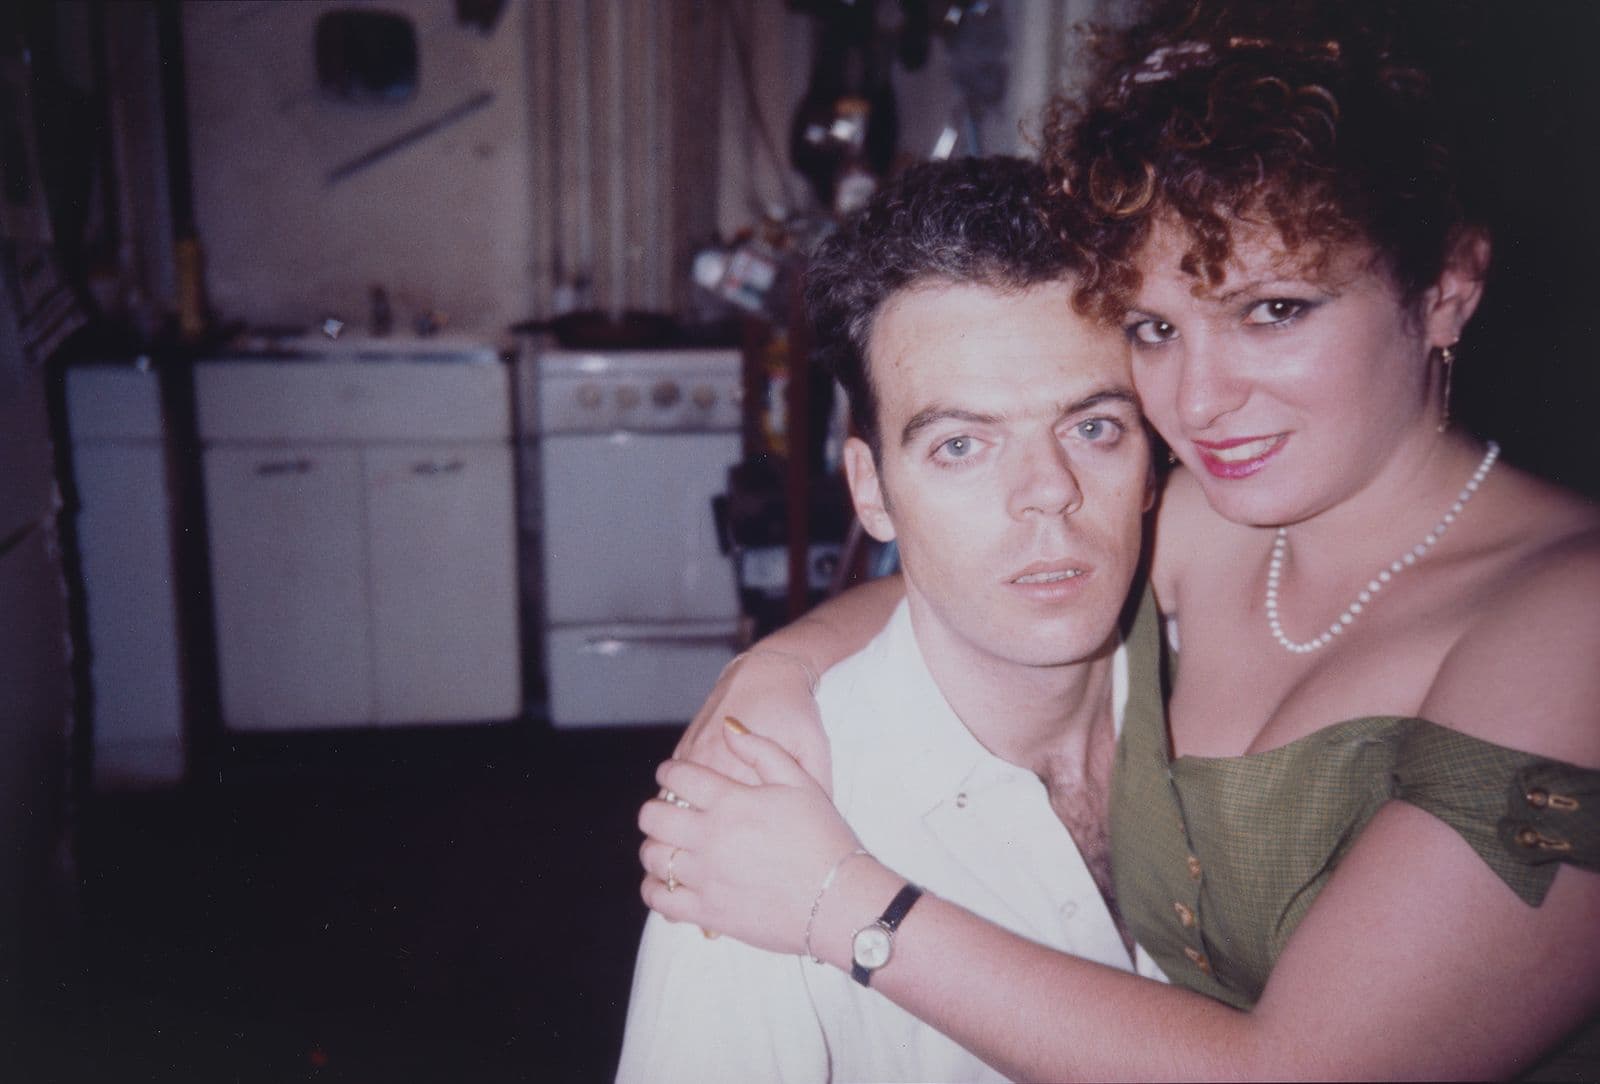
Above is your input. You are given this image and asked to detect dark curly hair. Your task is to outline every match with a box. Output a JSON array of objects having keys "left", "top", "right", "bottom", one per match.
[
  {"left": 805, "top": 156, "right": 1096, "bottom": 459},
  {"left": 1043, "top": 0, "right": 1490, "bottom": 317}
]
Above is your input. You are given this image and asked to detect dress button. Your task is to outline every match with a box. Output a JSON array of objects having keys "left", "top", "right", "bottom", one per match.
[
  {"left": 1172, "top": 901, "right": 1195, "bottom": 928},
  {"left": 954, "top": 792, "right": 968, "bottom": 809},
  {"left": 1526, "top": 788, "right": 1580, "bottom": 812},
  {"left": 1515, "top": 826, "right": 1571, "bottom": 851},
  {"left": 1186, "top": 855, "right": 1203, "bottom": 881},
  {"left": 1183, "top": 946, "right": 1212, "bottom": 974}
]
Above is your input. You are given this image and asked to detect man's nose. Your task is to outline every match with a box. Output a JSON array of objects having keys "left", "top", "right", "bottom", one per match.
[{"left": 1009, "top": 437, "right": 1083, "bottom": 519}]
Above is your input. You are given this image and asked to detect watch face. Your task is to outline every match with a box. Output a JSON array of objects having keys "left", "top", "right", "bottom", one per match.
[{"left": 852, "top": 923, "right": 892, "bottom": 970}]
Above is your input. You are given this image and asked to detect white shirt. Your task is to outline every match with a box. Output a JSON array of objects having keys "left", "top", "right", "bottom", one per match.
[{"left": 616, "top": 601, "right": 1166, "bottom": 1084}]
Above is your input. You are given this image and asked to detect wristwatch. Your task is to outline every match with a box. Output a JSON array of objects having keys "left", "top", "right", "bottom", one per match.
[{"left": 850, "top": 882, "right": 924, "bottom": 987}]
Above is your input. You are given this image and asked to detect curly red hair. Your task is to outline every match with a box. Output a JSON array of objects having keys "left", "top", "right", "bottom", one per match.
[{"left": 1044, "top": 0, "right": 1488, "bottom": 320}]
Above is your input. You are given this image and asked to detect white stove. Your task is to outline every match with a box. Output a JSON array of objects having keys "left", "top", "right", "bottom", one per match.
[{"left": 526, "top": 348, "right": 744, "bottom": 728}]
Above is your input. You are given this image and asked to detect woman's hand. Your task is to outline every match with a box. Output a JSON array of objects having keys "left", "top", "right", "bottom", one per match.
[
  {"left": 639, "top": 723, "right": 863, "bottom": 957},
  {"left": 673, "top": 575, "right": 907, "bottom": 789},
  {"left": 670, "top": 651, "right": 833, "bottom": 792}
]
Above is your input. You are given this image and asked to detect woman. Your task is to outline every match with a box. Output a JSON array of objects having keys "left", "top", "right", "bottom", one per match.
[{"left": 640, "top": 2, "right": 1600, "bottom": 1078}]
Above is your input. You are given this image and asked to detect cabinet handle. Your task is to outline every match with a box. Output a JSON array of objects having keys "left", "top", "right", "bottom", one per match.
[
  {"left": 411, "top": 459, "right": 465, "bottom": 476},
  {"left": 255, "top": 458, "right": 314, "bottom": 476},
  {"left": 582, "top": 632, "right": 739, "bottom": 656}
]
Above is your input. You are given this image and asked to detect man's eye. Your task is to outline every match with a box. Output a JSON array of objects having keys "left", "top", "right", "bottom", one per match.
[
  {"left": 1244, "top": 298, "right": 1306, "bottom": 325},
  {"left": 1076, "top": 418, "right": 1123, "bottom": 442},
  {"left": 939, "top": 436, "right": 974, "bottom": 458},
  {"left": 1127, "top": 319, "right": 1177, "bottom": 345}
]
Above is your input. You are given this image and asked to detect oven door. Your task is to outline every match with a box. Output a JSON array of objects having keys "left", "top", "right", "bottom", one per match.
[
  {"left": 541, "top": 431, "right": 740, "bottom": 625},
  {"left": 540, "top": 428, "right": 741, "bottom": 727}
]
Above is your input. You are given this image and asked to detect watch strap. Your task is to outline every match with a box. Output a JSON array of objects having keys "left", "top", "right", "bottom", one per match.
[{"left": 850, "top": 882, "right": 923, "bottom": 987}]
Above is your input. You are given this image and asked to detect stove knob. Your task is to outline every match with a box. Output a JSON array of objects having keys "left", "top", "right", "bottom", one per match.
[
  {"left": 576, "top": 383, "right": 603, "bottom": 410},
  {"left": 691, "top": 384, "right": 718, "bottom": 410},
  {"left": 651, "top": 380, "right": 681, "bottom": 408},
  {"left": 616, "top": 385, "right": 642, "bottom": 410}
]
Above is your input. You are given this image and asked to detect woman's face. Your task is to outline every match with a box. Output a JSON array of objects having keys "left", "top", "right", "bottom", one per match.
[{"left": 1125, "top": 219, "right": 1445, "bottom": 528}]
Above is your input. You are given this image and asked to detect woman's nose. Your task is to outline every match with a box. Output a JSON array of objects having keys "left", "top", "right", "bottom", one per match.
[
  {"left": 1009, "top": 439, "right": 1083, "bottom": 519},
  {"left": 1175, "top": 340, "right": 1249, "bottom": 431}
]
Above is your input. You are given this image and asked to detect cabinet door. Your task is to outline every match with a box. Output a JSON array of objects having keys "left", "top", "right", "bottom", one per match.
[
  {"left": 73, "top": 442, "right": 185, "bottom": 782},
  {"left": 203, "top": 445, "right": 371, "bottom": 729},
  {"left": 365, "top": 444, "right": 521, "bottom": 724}
]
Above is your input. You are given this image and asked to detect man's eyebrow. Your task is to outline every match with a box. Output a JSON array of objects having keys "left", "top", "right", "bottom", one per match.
[
  {"left": 900, "top": 407, "right": 1001, "bottom": 448},
  {"left": 1062, "top": 388, "right": 1141, "bottom": 415},
  {"left": 898, "top": 389, "right": 1140, "bottom": 448}
]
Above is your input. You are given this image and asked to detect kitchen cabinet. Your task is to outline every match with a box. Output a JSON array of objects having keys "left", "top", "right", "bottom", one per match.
[
  {"left": 201, "top": 444, "right": 369, "bottom": 728},
  {"left": 365, "top": 442, "right": 516, "bottom": 724},
  {"left": 65, "top": 365, "right": 188, "bottom": 783},
  {"left": 196, "top": 347, "right": 519, "bottom": 730}
]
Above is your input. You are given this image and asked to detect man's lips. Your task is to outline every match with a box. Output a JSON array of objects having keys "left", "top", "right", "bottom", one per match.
[{"left": 1009, "top": 561, "right": 1090, "bottom": 587}]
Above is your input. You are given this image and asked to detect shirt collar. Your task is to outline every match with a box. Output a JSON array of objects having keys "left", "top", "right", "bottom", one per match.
[{"left": 843, "top": 600, "right": 1129, "bottom": 815}]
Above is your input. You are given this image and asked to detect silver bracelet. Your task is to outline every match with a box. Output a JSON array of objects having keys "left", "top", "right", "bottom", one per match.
[
  {"left": 727, "top": 648, "right": 821, "bottom": 696},
  {"left": 804, "top": 848, "right": 869, "bottom": 963}
]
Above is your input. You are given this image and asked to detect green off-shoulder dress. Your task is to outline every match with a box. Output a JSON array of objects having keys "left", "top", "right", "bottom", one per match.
[{"left": 1112, "top": 595, "right": 1600, "bottom": 1080}]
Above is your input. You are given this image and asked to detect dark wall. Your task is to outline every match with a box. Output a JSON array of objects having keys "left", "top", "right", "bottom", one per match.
[{"left": 1445, "top": 2, "right": 1600, "bottom": 498}]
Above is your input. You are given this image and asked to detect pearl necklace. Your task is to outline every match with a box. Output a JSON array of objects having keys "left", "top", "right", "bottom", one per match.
[{"left": 1265, "top": 441, "right": 1500, "bottom": 654}]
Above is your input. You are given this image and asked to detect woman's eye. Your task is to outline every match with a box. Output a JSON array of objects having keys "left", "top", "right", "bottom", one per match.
[
  {"left": 1244, "top": 298, "right": 1307, "bottom": 326},
  {"left": 938, "top": 436, "right": 975, "bottom": 459},
  {"left": 1075, "top": 418, "right": 1123, "bottom": 443},
  {"left": 1126, "top": 318, "right": 1178, "bottom": 345}
]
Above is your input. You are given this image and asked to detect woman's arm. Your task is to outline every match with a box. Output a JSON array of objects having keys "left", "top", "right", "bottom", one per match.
[
  {"left": 672, "top": 573, "right": 905, "bottom": 788},
  {"left": 644, "top": 717, "right": 1600, "bottom": 1081}
]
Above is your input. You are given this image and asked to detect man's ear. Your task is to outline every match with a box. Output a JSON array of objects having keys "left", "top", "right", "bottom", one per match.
[
  {"left": 843, "top": 437, "right": 897, "bottom": 543},
  {"left": 1422, "top": 228, "right": 1491, "bottom": 347}
]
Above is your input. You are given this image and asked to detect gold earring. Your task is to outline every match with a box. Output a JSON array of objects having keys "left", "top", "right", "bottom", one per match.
[{"left": 1437, "top": 342, "right": 1458, "bottom": 433}]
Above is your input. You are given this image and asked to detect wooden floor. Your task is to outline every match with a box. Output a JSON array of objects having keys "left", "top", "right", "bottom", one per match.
[{"left": 13, "top": 721, "right": 681, "bottom": 1083}]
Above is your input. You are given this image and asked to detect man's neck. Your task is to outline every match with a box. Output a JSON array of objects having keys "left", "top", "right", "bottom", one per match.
[
  {"left": 905, "top": 598, "right": 1131, "bottom": 955},
  {"left": 905, "top": 604, "right": 1118, "bottom": 778}
]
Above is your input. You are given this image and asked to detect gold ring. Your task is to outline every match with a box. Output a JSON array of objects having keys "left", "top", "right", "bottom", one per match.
[{"left": 666, "top": 847, "right": 683, "bottom": 893}]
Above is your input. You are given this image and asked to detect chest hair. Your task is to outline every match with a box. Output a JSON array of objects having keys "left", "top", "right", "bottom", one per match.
[{"left": 1040, "top": 714, "right": 1134, "bottom": 959}]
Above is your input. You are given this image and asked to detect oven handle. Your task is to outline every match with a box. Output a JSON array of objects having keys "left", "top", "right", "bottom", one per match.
[{"left": 581, "top": 632, "right": 740, "bottom": 656}]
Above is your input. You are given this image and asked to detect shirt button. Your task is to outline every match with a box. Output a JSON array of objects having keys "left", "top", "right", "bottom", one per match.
[
  {"left": 1183, "top": 946, "right": 1212, "bottom": 974},
  {"left": 1186, "top": 855, "right": 1203, "bottom": 881},
  {"left": 954, "top": 792, "right": 968, "bottom": 809},
  {"left": 1172, "top": 901, "right": 1195, "bottom": 928}
]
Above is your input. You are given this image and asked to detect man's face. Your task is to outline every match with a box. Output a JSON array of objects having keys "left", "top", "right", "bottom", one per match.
[{"left": 844, "top": 279, "right": 1150, "bottom": 676}]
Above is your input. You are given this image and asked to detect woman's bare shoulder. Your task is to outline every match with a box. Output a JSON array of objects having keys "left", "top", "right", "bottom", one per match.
[
  {"left": 1487, "top": 464, "right": 1600, "bottom": 582},
  {"left": 1424, "top": 469, "right": 1600, "bottom": 765}
]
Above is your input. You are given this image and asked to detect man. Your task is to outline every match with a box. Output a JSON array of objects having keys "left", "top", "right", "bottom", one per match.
[{"left": 617, "top": 157, "right": 1166, "bottom": 1083}]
